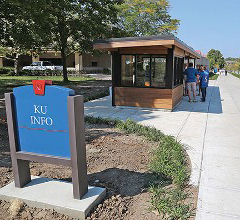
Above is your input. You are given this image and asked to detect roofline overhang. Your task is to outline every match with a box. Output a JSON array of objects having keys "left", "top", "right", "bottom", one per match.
[{"left": 93, "top": 35, "right": 201, "bottom": 59}]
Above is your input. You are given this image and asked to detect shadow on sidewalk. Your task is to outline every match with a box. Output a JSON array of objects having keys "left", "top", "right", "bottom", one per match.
[{"left": 174, "top": 86, "right": 223, "bottom": 114}]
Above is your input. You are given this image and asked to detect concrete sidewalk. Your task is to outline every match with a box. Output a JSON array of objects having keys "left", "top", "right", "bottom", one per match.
[
  {"left": 84, "top": 74, "right": 240, "bottom": 219},
  {"left": 196, "top": 74, "right": 240, "bottom": 219}
]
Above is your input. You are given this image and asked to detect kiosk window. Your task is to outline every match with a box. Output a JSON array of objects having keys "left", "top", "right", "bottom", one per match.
[
  {"left": 136, "top": 56, "right": 151, "bottom": 87},
  {"left": 121, "top": 55, "right": 166, "bottom": 88},
  {"left": 151, "top": 57, "right": 166, "bottom": 87},
  {"left": 121, "top": 55, "right": 135, "bottom": 86}
]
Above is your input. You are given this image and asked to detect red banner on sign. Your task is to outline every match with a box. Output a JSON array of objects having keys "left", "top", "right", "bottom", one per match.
[{"left": 32, "top": 80, "right": 52, "bottom": 95}]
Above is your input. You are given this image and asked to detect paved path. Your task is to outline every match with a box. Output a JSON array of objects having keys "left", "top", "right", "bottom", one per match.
[
  {"left": 196, "top": 74, "right": 240, "bottom": 219},
  {"left": 84, "top": 74, "right": 240, "bottom": 219}
]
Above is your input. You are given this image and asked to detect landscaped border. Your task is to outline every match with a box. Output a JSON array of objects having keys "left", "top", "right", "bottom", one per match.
[
  {"left": 85, "top": 116, "right": 196, "bottom": 219},
  {"left": 231, "top": 72, "right": 240, "bottom": 79},
  {"left": 209, "top": 72, "right": 219, "bottom": 80}
]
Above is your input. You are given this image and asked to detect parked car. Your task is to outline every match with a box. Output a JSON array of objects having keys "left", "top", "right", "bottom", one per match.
[{"left": 22, "top": 61, "right": 63, "bottom": 71}]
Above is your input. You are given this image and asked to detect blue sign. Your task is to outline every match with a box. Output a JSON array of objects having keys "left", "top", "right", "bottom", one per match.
[{"left": 13, "top": 85, "right": 75, "bottom": 158}]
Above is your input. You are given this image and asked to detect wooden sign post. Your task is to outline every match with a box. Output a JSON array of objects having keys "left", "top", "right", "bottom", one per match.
[{"left": 5, "top": 81, "right": 88, "bottom": 199}]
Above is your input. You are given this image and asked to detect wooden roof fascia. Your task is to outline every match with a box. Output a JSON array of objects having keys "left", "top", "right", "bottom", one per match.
[
  {"left": 93, "top": 40, "right": 175, "bottom": 50},
  {"left": 174, "top": 40, "right": 200, "bottom": 59},
  {"left": 93, "top": 38, "right": 200, "bottom": 59}
]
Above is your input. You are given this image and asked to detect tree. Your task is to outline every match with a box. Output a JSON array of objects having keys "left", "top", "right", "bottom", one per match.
[
  {"left": 1, "top": 0, "right": 122, "bottom": 81},
  {"left": 236, "top": 60, "right": 240, "bottom": 73},
  {"left": 1, "top": 0, "right": 53, "bottom": 74},
  {"left": 225, "top": 57, "right": 239, "bottom": 62},
  {"left": 116, "top": 0, "right": 179, "bottom": 36},
  {"left": 207, "top": 49, "right": 225, "bottom": 70}
]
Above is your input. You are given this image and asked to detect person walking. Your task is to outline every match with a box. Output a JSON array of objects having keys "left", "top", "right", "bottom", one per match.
[
  {"left": 184, "top": 63, "right": 199, "bottom": 102},
  {"left": 199, "top": 65, "right": 209, "bottom": 102},
  {"left": 196, "top": 64, "right": 201, "bottom": 96}
]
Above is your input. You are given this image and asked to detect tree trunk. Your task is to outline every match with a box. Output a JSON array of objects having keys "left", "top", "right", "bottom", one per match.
[
  {"left": 60, "top": 48, "right": 68, "bottom": 82},
  {"left": 14, "top": 54, "right": 20, "bottom": 75}
]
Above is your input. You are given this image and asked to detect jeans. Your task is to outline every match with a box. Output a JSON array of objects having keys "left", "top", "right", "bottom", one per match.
[{"left": 201, "top": 87, "right": 207, "bottom": 101}]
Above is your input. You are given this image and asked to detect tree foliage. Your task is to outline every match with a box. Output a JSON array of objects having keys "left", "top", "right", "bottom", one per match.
[
  {"left": 1, "top": 0, "right": 179, "bottom": 81},
  {"left": 207, "top": 49, "right": 225, "bottom": 70},
  {"left": 1, "top": 0, "right": 121, "bottom": 81},
  {"left": 117, "top": 0, "right": 179, "bottom": 36},
  {"left": 225, "top": 57, "right": 239, "bottom": 62},
  {"left": 226, "top": 59, "right": 240, "bottom": 73}
]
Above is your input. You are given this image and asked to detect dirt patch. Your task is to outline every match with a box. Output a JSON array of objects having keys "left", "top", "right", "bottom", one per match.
[
  {"left": 65, "top": 80, "right": 111, "bottom": 101},
  {"left": 0, "top": 120, "right": 164, "bottom": 220},
  {"left": 0, "top": 79, "right": 111, "bottom": 107}
]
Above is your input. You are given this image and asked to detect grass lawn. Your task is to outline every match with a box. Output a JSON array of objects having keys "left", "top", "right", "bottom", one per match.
[
  {"left": 0, "top": 75, "right": 111, "bottom": 102},
  {"left": 209, "top": 73, "right": 219, "bottom": 80},
  {"left": 231, "top": 73, "right": 240, "bottom": 79},
  {"left": 0, "top": 75, "right": 95, "bottom": 94},
  {"left": 0, "top": 75, "right": 94, "bottom": 85}
]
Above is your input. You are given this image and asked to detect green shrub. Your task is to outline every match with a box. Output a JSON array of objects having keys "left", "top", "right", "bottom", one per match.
[
  {"left": 149, "top": 186, "right": 194, "bottom": 219},
  {"left": 102, "top": 68, "right": 111, "bottom": 75},
  {"left": 150, "top": 136, "right": 188, "bottom": 188},
  {"left": 232, "top": 73, "right": 240, "bottom": 79},
  {"left": 19, "top": 69, "right": 62, "bottom": 76},
  {"left": 84, "top": 89, "right": 110, "bottom": 102},
  {"left": 209, "top": 72, "right": 219, "bottom": 80},
  {"left": 116, "top": 119, "right": 164, "bottom": 142},
  {"left": 0, "top": 67, "right": 14, "bottom": 75}
]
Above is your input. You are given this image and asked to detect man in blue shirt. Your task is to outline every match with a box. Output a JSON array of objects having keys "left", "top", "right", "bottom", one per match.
[
  {"left": 204, "top": 65, "right": 209, "bottom": 74},
  {"left": 200, "top": 65, "right": 209, "bottom": 102},
  {"left": 183, "top": 63, "right": 199, "bottom": 102}
]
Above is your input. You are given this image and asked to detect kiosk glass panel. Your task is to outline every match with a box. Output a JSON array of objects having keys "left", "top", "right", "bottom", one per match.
[
  {"left": 121, "top": 55, "right": 135, "bottom": 86},
  {"left": 151, "top": 56, "right": 166, "bottom": 87}
]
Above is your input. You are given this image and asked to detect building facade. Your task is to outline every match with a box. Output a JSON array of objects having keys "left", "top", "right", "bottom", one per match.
[{"left": 0, "top": 51, "right": 111, "bottom": 72}]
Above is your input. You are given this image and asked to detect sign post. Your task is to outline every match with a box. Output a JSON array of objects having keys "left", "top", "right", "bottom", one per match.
[{"left": 5, "top": 81, "right": 88, "bottom": 199}]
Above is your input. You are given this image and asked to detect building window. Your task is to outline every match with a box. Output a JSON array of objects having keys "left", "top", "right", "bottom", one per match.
[
  {"left": 121, "top": 55, "right": 135, "bottom": 86},
  {"left": 92, "top": 62, "right": 98, "bottom": 67},
  {"left": 174, "top": 57, "right": 184, "bottom": 86},
  {"left": 136, "top": 56, "right": 151, "bottom": 87},
  {"left": 121, "top": 55, "right": 166, "bottom": 88},
  {"left": 151, "top": 56, "right": 166, "bottom": 87}
]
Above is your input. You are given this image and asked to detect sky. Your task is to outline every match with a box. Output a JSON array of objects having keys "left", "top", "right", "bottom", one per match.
[{"left": 169, "top": 0, "right": 240, "bottom": 58}]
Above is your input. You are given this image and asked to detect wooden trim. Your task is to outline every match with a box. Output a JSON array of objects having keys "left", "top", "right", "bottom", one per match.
[
  {"left": 174, "top": 46, "right": 185, "bottom": 57},
  {"left": 16, "top": 151, "right": 72, "bottom": 166},
  {"left": 94, "top": 40, "right": 175, "bottom": 49},
  {"left": 174, "top": 40, "right": 200, "bottom": 58},
  {"left": 119, "top": 46, "right": 168, "bottom": 55},
  {"left": 5, "top": 93, "right": 31, "bottom": 187},
  {"left": 172, "top": 85, "right": 183, "bottom": 108},
  {"left": 94, "top": 39, "right": 200, "bottom": 58},
  {"left": 67, "top": 95, "right": 88, "bottom": 199},
  {"left": 114, "top": 86, "right": 183, "bottom": 110},
  {"left": 114, "top": 87, "right": 173, "bottom": 109}
]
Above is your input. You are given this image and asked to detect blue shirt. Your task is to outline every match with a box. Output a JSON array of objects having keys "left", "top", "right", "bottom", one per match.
[
  {"left": 184, "top": 68, "right": 198, "bottom": 83},
  {"left": 199, "top": 71, "right": 209, "bottom": 88}
]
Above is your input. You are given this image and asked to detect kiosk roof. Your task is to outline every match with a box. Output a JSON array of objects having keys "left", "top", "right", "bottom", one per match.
[{"left": 93, "top": 35, "right": 200, "bottom": 58}]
